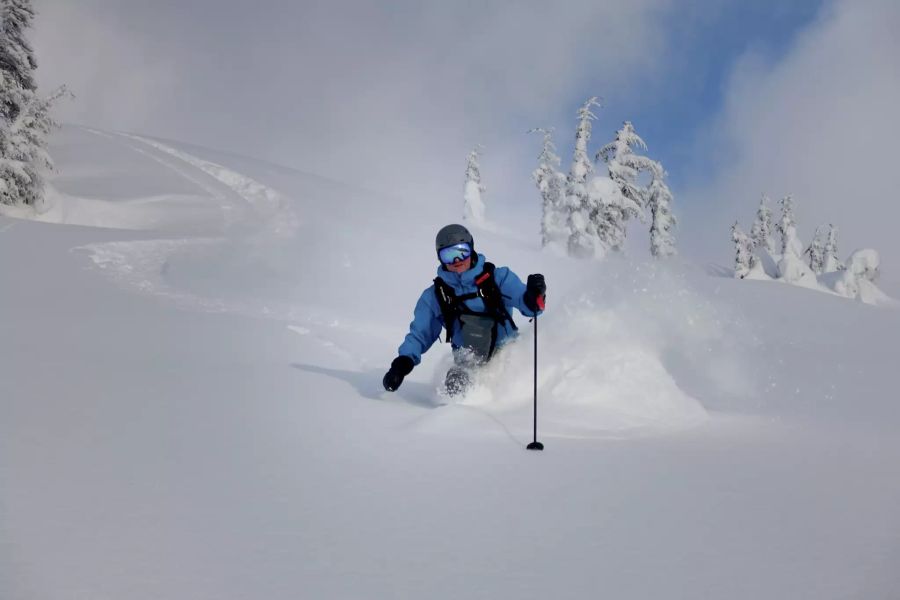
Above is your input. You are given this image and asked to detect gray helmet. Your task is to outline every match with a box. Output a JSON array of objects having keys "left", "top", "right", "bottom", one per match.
[
  {"left": 435, "top": 223, "right": 474, "bottom": 253},
  {"left": 435, "top": 224, "right": 477, "bottom": 266}
]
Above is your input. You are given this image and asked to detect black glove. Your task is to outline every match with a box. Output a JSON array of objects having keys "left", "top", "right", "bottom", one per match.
[
  {"left": 523, "top": 274, "right": 547, "bottom": 312},
  {"left": 382, "top": 355, "right": 415, "bottom": 392}
]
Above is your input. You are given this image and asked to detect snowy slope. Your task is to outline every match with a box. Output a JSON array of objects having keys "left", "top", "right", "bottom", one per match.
[{"left": 1, "top": 126, "right": 899, "bottom": 599}]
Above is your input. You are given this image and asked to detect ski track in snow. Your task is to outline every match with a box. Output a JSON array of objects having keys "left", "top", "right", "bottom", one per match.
[
  {"left": 77, "top": 239, "right": 232, "bottom": 314},
  {"left": 123, "top": 133, "right": 299, "bottom": 237},
  {"left": 78, "top": 240, "right": 374, "bottom": 365},
  {"left": 82, "top": 127, "right": 245, "bottom": 231},
  {"left": 74, "top": 131, "right": 297, "bottom": 310},
  {"left": 72, "top": 132, "right": 376, "bottom": 366}
]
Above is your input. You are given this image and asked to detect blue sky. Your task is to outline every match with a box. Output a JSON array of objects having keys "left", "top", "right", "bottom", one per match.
[{"left": 542, "top": 2, "right": 825, "bottom": 192}]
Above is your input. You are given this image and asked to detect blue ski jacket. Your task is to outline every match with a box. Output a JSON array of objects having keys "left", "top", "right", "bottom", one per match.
[{"left": 398, "top": 254, "right": 542, "bottom": 365}]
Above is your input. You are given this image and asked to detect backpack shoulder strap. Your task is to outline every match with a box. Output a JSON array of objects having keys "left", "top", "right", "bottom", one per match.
[
  {"left": 433, "top": 277, "right": 458, "bottom": 343},
  {"left": 473, "top": 261, "right": 495, "bottom": 286},
  {"left": 474, "top": 263, "right": 518, "bottom": 332}
]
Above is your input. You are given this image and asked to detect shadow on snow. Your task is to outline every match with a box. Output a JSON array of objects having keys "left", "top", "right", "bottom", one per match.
[{"left": 290, "top": 363, "right": 442, "bottom": 409}]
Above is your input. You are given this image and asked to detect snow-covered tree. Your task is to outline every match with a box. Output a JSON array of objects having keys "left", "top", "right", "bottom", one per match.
[
  {"left": 834, "top": 249, "right": 881, "bottom": 301},
  {"left": 731, "top": 222, "right": 757, "bottom": 279},
  {"left": 0, "top": 0, "right": 65, "bottom": 208},
  {"left": 0, "top": 0, "right": 37, "bottom": 93},
  {"left": 776, "top": 194, "right": 801, "bottom": 256},
  {"left": 822, "top": 224, "right": 845, "bottom": 272},
  {"left": 647, "top": 160, "right": 675, "bottom": 259},
  {"left": 750, "top": 194, "right": 775, "bottom": 254},
  {"left": 583, "top": 176, "right": 639, "bottom": 253},
  {"left": 774, "top": 199, "right": 814, "bottom": 285},
  {"left": 462, "top": 146, "right": 486, "bottom": 227},
  {"left": 565, "top": 97, "right": 602, "bottom": 258},
  {"left": 596, "top": 121, "right": 653, "bottom": 251},
  {"left": 529, "top": 128, "right": 566, "bottom": 248},
  {"left": 583, "top": 175, "right": 637, "bottom": 253},
  {"left": 804, "top": 226, "right": 826, "bottom": 274}
]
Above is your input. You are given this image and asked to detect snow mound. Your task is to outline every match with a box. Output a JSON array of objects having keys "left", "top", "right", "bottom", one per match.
[
  {"left": 36, "top": 186, "right": 227, "bottom": 232},
  {"left": 122, "top": 134, "right": 300, "bottom": 237},
  {"left": 777, "top": 252, "right": 818, "bottom": 289},
  {"left": 458, "top": 305, "right": 708, "bottom": 437},
  {"left": 824, "top": 249, "right": 897, "bottom": 306},
  {"left": 1, "top": 127, "right": 300, "bottom": 236}
]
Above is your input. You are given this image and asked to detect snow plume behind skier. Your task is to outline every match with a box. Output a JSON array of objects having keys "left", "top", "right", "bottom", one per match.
[{"left": 383, "top": 224, "right": 546, "bottom": 397}]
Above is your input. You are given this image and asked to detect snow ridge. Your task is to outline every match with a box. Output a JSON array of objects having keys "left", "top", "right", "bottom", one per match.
[{"left": 123, "top": 133, "right": 300, "bottom": 236}]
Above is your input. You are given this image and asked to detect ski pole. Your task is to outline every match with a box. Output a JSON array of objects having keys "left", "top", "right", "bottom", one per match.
[{"left": 527, "top": 311, "right": 544, "bottom": 451}]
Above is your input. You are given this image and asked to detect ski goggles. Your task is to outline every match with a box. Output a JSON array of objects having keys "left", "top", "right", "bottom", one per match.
[{"left": 438, "top": 242, "right": 473, "bottom": 265}]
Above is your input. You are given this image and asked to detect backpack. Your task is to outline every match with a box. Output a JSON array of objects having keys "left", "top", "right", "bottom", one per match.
[{"left": 433, "top": 262, "right": 517, "bottom": 360}]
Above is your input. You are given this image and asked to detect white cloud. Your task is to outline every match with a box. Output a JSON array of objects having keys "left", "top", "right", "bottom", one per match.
[
  {"left": 683, "top": 0, "right": 900, "bottom": 276},
  {"left": 32, "top": 1, "right": 178, "bottom": 131},
  {"left": 32, "top": 0, "right": 673, "bottom": 211}
]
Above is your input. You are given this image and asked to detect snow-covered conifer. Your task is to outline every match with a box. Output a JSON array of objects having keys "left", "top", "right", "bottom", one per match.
[
  {"left": 596, "top": 121, "right": 653, "bottom": 251},
  {"left": 0, "top": 0, "right": 65, "bottom": 208},
  {"left": 731, "top": 222, "right": 756, "bottom": 279},
  {"left": 529, "top": 128, "right": 566, "bottom": 248},
  {"left": 586, "top": 176, "right": 640, "bottom": 252},
  {"left": 804, "top": 226, "right": 826, "bottom": 274},
  {"left": 750, "top": 194, "right": 775, "bottom": 254},
  {"left": 647, "top": 161, "right": 676, "bottom": 258},
  {"left": 565, "top": 97, "right": 602, "bottom": 258},
  {"left": 775, "top": 194, "right": 801, "bottom": 256},
  {"left": 775, "top": 200, "right": 814, "bottom": 285},
  {"left": 822, "top": 224, "right": 845, "bottom": 272},
  {"left": 462, "top": 146, "right": 486, "bottom": 227}
]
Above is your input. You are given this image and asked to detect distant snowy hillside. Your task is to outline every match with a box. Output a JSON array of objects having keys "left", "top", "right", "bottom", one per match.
[{"left": 2, "top": 126, "right": 898, "bottom": 600}]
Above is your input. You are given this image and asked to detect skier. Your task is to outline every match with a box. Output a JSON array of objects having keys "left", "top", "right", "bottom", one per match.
[{"left": 382, "top": 224, "right": 546, "bottom": 396}]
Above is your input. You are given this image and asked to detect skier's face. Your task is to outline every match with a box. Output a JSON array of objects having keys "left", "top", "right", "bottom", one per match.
[{"left": 445, "top": 256, "right": 472, "bottom": 273}]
